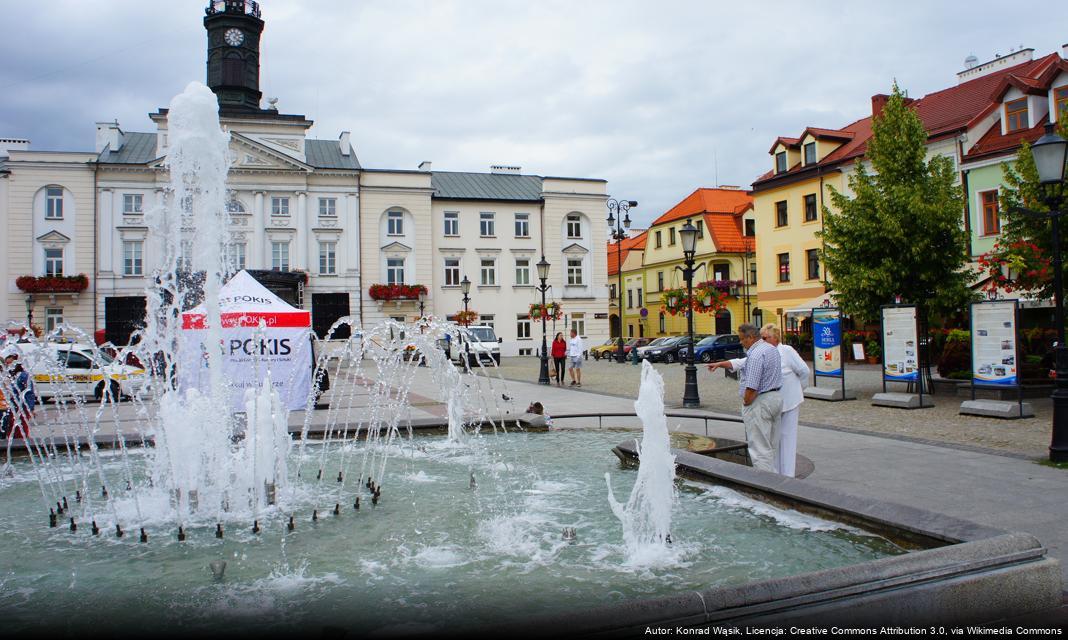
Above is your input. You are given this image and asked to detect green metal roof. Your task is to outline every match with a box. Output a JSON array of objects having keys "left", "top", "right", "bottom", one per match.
[
  {"left": 97, "top": 132, "right": 159, "bottom": 164},
  {"left": 305, "top": 139, "right": 360, "bottom": 170},
  {"left": 431, "top": 171, "right": 544, "bottom": 201}
]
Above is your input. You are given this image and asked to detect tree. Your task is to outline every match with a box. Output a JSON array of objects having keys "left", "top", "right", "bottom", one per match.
[
  {"left": 819, "top": 84, "right": 973, "bottom": 324},
  {"left": 977, "top": 111, "right": 1068, "bottom": 300}
]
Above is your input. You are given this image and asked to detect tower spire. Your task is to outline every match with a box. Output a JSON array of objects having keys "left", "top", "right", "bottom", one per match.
[{"left": 203, "top": 0, "right": 265, "bottom": 111}]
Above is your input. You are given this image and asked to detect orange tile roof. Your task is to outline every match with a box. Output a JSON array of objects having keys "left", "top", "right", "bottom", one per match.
[
  {"left": 702, "top": 212, "right": 755, "bottom": 254},
  {"left": 964, "top": 114, "right": 1048, "bottom": 162},
  {"left": 650, "top": 188, "right": 754, "bottom": 227},
  {"left": 606, "top": 231, "right": 648, "bottom": 276}
]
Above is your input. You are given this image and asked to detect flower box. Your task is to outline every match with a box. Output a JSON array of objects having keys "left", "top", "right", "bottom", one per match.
[
  {"left": 368, "top": 283, "right": 428, "bottom": 301},
  {"left": 16, "top": 274, "right": 89, "bottom": 294}
]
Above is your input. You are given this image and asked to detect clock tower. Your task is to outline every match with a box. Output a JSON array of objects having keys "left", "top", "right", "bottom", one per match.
[{"left": 204, "top": 0, "right": 265, "bottom": 111}]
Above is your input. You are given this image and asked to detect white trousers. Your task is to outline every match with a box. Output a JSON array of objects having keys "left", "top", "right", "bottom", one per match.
[
  {"left": 742, "top": 390, "right": 782, "bottom": 473},
  {"left": 778, "top": 406, "right": 799, "bottom": 477}
]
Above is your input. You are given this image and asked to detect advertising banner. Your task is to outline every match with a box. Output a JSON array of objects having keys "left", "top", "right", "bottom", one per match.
[
  {"left": 812, "top": 307, "right": 843, "bottom": 378},
  {"left": 179, "top": 271, "right": 313, "bottom": 411},
  {"left": 882, "top": 306, "right": 919, "bottom": 382},
  {"left": 971, "top": 300, "right": 1019, "bottom": 387}
]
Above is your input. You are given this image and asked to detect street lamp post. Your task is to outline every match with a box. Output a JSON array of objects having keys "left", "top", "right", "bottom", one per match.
[
  {"left": 25, "top": 294, "right": 34, "bottom": 328},
  {"left": 678, "top": 220, "right": 701, "bottom": 408},
  {"left": 1016, "top": 123, "right": 1068, "bottom": 462},
  {"left": 607, "top": 198, "right": 637, "bottom": 362},
  {"left": 536, "top": 257, "right": 551, "bottom": 385},
  {"left": 460, "top": 275, "right": 472, "bottom": 371},
  {"left": 417, "top": 290, "right": 426, "bottom": 319}
]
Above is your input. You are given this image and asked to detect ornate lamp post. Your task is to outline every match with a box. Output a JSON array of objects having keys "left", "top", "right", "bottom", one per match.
[
  {"left": 25, "top": 294, "right": 34, "bottom": 328},
  {"left": 1016, "top": 124, "right": 1068, "bottom": 461},
  {"left": 678, "top": 220, "right": 701, "bottom": 407},
  {"left": 417, "top": 289, "right": 427, "bottom": 319},
  {"left": 607, "top": 198, "right": 637, "bottom": 362},
  {"left": 536, "top": 257, "right": 552, "bottom": 385},
  {"left": 460, "top": 275, "right": 472, "bottom": 369}
]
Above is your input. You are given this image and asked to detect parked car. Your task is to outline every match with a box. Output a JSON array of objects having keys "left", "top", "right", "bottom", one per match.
[
  {"left": 445, "top": 325, "right": 501, "bottom": 367},
  {"left": 590, "top": 339, "right": 619, "bottom": 360},
  {"left": 645, "top": 335, "right": 709, "bottom": 364},
  {"left": 623, "top": 337, "right": 651, "bottom": 355},
  {"left": 679, "top": 334, "right": 744, "bottom": 363},
  {"left": 18, "top": 342, "right": 148, "bottom": 402},
  {"left": 634, "top": 337, "right": 671, "bottom": 360}
]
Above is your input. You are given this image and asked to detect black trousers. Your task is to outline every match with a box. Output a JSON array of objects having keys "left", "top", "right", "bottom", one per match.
[{"left": 553, "top": 357, "right": 566, "bottom": 381}]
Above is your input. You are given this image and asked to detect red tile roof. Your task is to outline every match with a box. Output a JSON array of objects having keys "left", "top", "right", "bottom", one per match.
[
  {"left": 800, "top": 127, "right": 856, "bottom": 141},
  {"left": 607, "top": 231, "right": 648, "bottom": 276},
  {"left": 768, "top": 137, "right": 801, "bottom": 153},
  {"left": 650, "top": 188, "right": 753, "bottom": 226},
  {"left": 702, "top": 212, "right": 755, "bottom": 254},
  {"left": 753, "top": 117, "right": 873, "bottom": 185},
  {"left": 964, "top": 115, "right": 1048, "bottom": 162}
]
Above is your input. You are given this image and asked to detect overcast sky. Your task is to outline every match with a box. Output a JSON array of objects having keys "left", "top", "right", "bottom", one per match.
[{"left": 1, "top": 0, "right": 1064, "bottom": 228}]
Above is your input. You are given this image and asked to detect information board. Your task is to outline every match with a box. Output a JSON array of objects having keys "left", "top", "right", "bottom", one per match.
[
  {"left": 812, "top": 307, "right": 843, "bottom": 378},
  {"left": 882, "top": 306, "right": 919, "bottom": 382},
  {"left": 971, "top": 300, "right": 1019, "bottom": 387}
]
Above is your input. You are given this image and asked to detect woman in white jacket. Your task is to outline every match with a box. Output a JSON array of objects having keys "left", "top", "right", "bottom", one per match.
[{"left": 709, "top": 323, "right": 810, "bottom": 476}]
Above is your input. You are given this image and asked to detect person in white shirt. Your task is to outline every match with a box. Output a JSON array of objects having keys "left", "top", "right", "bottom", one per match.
[
  {"left": 708, "top": 323, "right": 810, "bottom": 476},
  {"left": 567, "top": 329, "right": 586, "bottom": 387}
]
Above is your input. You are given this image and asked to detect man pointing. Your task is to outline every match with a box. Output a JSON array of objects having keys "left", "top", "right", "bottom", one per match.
[{"left": 727, "top": 323, "right": 783, "bottom": 473}]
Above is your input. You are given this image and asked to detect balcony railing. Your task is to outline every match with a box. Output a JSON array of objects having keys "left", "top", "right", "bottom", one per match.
[{"left": 206, "top": 0, "right": 261, "bottom": 18}]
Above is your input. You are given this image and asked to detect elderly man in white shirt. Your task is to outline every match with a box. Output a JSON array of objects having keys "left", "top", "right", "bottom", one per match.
[{"left": 709, "top": 323, "right": 810, "bottom": 476}]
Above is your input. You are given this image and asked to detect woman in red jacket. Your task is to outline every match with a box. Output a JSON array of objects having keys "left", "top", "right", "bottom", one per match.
[{"left": 551, "top": 332, "right": 567, "bottom": 385}]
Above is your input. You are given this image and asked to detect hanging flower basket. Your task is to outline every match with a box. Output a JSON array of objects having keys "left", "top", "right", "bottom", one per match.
[
  {"left": 368, "top": 283, "right": 428, "bottom": 301},
  {"left": 528, "top": 301, "right": 563, "bottom": 321},
  {"left": 454, "top": 309, "right": 479, "bottom": 326},
  {"left": 16, "top": 274, "right": 89, "bottom": 293},
  {"left": 659, "top": 284, "right": 729, "bottom": 317}
]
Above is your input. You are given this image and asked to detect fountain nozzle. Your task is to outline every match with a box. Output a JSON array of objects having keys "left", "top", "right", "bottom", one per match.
[
  {"left": 371, "top": 493, "right": 379, "bottom": 506},
  {"left": 313, "top": 510, "right": 319, "bottom": 522},
  {"left": 91, "top": 520, "right": 100, "bottom": 536},
  {"left": 316, "top": 469, "right": 322, "bottom": 480},
  {"left": 139, "top": 528, "right": 148, "bottom": 543},
  {"left": 210, "top": 560, "right": 227, "bottom": 580},
  {"left": 177, "top": 526, "right": 186, "bottom": 542},
  {"left": 65, "top": 495, "right": 71, "bottom": 509},
  {"left": 333, "top": 503, "right": 340, "bottom": 516},
  {"left": 287, "top": 516, "right": 295, "bottom": 531},
  {"left": 252, "top": 520, "right": 260, "bottom": 534},
  {"left": 69, "top": 518, "right": 77, "bottom": 532},
  {"left": 116, "top": 524, "right": 124, "bottom": 538},
  {"left": 49, "top": 508, "right": 57, "bottom": 528},
  {"left": 562, "top": 527, "right": 577, "bottom": 541},
  {"left": 469, "top": 473, "right": 477, "bottom": 490},
  {"left": 354, "top": 497, "right": 360, "bottom": 510},
  {"left": 216, "top": 523, "right": 224, "bottom": 538},
  {"left": 101, "top": 485, "right": 108, "bottom": 498},
  {"left": 337, "top": 471, "right": 343, "bottom": 483}
]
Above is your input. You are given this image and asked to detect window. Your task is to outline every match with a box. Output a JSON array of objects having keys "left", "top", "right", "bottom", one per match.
[
  {"left": 669, "top": 227, "right": 676, "bottom": 245},
  {"left": 566, "top": 258, "right": 584, "bottom": 285},
  {"left": 44, "top": 248, "right": 63, "bottom": 276},
  {"left": 45, "top": 187, "right": 63, "bottom": 219},
  {"left": 319, "top": 241, "right": 337, "bottom": 275},
  {"left": 227, "top": 199, "right": 245, "bottom": 215},
  {"left": 981, "top": 190, "right": 1000, "bottom": 236},
  {"left": 803, "top": 142, "right": 816, "bottom": 165},
  {"left": 517, "top": 315, "right": 531, "bottom": 340},
  {"left": 231, "top": 242, "right": 246, "bottom": 270},
  {"left": 659, "top": 312, "right": 666, "bottom": 333},
  {"left": 1005, "top": 98, "right": 1028, "bottom": 133},
  {"left": 695, "top": 219, "right": 704, "bottom": 239},
  {"left": 311, "top": 292, "right": 351, "bottom": 340},
  {"left": 775, "top": 151, "right": 787, "bottom": 174},
  {"left": 271, "top": 197, "right": 289, "bottom": 216},
  {"left": 804, "top": 194, "right": 818, "bottom": 222},
  {"left": 45, "top": 308, "right": 64, "bottom": 333},
  {"left": 1057, "top": 87, "right": 1068, "bottom": 122},
  {"left": 514, "top": 212, "right": 530, "bottom": 238},
  {"left": 123, "top": 241, "right": 143, "bottom": 276},
  {"left": 271, "top": 242, "right": 290, "bottom": 271},
  {"left": 480, "top": 258, "right": 496, "bottom": 285},
  {"left": 749, "top": 262, "right": 757, "bottom": 285},
  {"left": 515, "top": 258, "right": 530, "bottom": 285},
  {"left": 657, "top": 271, "right": 664, "bottom": 291},
  {"left": 444, "top": 211, "right": 459, "bottom": 236},
  {"left": 444, "top": 258, "right": 460, "bottom": 286},
  {"left": 386, "top": 258, "right": 405, "bottom": 285},
  {"left": 745, "top": 219, "right": 755, "bottom": 237},
  {"left": 319, "top": 197, "right": 336, "bottom": 217},
  {"left": 655, "top": 230, "right": 662, "bottom": 248},
  {"left": 627, "top": 289, "right": 633, "bottom": 308},
  {"left": 481, "top": 315, "right": 495, "bottom": 330},
  {"left": 387, "top": 211, "right": 403, "bottom": 236},
  {"left": 571, "top": 313, "right": 585, "bottom": 337},
  {"left": 480, "top": 212, "right": 495, "bottom": 237},
  {"left": 806, "top": 249, "right": 820, "bottom": 280},
  {"left": 518, "top": 348, "right": 533, "bottom": 356},
  {"left": 776, "top": 201, "right": 788, "bottom": 227},
  {"left": 637, "top": 289, "right": 643, "bottom": 307},
  {"left": 777, "top": 253, "right": 790, "bottom": 282},
  {"left": 123, "top": 193, "right": 143, "bottom": 214},
  {"left": 566, "top": 214, "right": 581, "bottom": 239},
  {"left": 610, "top": 283, "right": 617, "bottom": 300},
  {"left": 713, "top": 263, "right": 730, "bottom": 280}
]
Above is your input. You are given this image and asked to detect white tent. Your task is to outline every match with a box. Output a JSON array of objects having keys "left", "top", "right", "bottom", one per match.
[{"left": 179, "top": 270, "right": 313, "bottom": 411}]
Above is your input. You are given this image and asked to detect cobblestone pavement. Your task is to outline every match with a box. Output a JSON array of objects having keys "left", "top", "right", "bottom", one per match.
[{"left": 495, "top": 356, "right": 1055, "bottom": 459}]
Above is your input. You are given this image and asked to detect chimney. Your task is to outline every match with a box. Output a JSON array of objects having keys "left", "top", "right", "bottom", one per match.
[
  {"left": 871, "top": 94, "right": 890, "bottom": 119},
  {"left": 95, "top": 121, "right": 124, "bottom": 154},
  {"left": 338, "top": 131, "right": 351, "bottom": 157},
  {"left": 490, "top": 164, "right": 521, "bottom": 174},
  {"left": 0, "top": 138, "right": 29, "bottom": 158},
  {"left": 418, "top": 161, "right": 432, "bottom": 171}
]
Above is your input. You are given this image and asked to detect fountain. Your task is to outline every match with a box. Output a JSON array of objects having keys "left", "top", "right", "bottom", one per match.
[{"left": 0, "top": 81, "right": 1059, "bottom": 635}]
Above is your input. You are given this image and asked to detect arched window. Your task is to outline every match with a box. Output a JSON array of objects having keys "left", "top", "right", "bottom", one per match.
[
  {"left": 227, "top": 199, "right": 246, "bottom": 214},
  {"left": 222, "top": 53, "right": 244, "bottom": 85}
]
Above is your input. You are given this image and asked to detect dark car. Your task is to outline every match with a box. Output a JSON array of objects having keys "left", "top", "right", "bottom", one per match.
[
  {"left": 680, "top": 334, "right": 744, "bottom": 363},
  {"left": 644, "top": 335, "right": 707, "bottom": 364}
]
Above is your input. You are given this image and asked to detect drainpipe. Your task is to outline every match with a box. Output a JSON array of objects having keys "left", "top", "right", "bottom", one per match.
[
  {"left": 818, "top": 170, "right": 827, "bottom": 291},
  {"left": 957, "top": 134, "right": 973, "bottom": 259},
  {"left": 92, "top": 161, "right": 99, "bottom": 338}
]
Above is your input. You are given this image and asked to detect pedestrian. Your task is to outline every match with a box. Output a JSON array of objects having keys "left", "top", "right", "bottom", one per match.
[
  {"left": 0, "top": 384, "right": 10, "bottom": 440},
  {"left": 710, "top": 324, "right": 808, "bottom": 476},
  {"left": 708, "top": 323, "right": 782, "bottom": 473},
  {"left": 551, "top": 332, "right": 567, "bottom": 385},
  {"left": 567, "top": 329, "right": 585, "bottom": 387},
  {"left": 6, "top": 354, "right": 35, "bottom": 438}
]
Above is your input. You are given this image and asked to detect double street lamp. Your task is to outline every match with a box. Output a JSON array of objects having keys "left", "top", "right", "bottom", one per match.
[
  {"left": 678, "top": 220, "right": 702, "bottom": 408},
  {"left": 536, "top": 257, "right": 552, "bottom": 385},
  {"left": 1022, "top": 124, "right": 1068, "bottom": 462},
  {"left": 607, "top": 199, "right": 637, "bottom": 362}
]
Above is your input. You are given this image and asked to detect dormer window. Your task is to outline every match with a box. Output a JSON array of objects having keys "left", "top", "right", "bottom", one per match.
[
  {"left": 1005, "top": 98, "right": 1028, "bottom": 133},
  {"left": 1055, "top": 87, "right": 1068, "bottom": 122},
  {"left": 803, "top": 142, "right": 816, "bottom": 165},
  {"left": 775, "top": 151, "right": 787, "bottom": 174}
]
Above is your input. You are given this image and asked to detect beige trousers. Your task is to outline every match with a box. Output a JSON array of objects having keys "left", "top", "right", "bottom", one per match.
[{"left": 742, "top": 390, "right": 783, "bottom": 473}]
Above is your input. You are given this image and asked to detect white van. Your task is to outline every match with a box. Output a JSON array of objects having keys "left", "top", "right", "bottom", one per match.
[
  {"left": 444, "top": 325, "right": 501, "bottom": 367},
  {"left": 17, "top": 342, "right": 147, "bottom": 402}
]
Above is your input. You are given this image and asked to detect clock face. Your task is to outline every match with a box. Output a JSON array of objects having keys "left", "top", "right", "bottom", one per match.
[{"left": 224, "top": 28, "right": 244, "bottom": 46}]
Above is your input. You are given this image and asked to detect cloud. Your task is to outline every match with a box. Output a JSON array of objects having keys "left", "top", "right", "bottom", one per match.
[{"left": 0, "top": 0, "right": 1062, "bottom": 228}]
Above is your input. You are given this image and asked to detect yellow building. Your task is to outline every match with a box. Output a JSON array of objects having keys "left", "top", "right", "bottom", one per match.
[
  {"left": 750, "top": 123, "right": 875, "bottom": 328},
  {"left": 607, "top": 230, "right": 647, "bottom": 338},
  {"left": 641, "top": 188, "right": 756, "bottom": 337}
]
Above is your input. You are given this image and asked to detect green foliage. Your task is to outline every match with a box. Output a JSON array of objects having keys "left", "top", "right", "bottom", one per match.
[
  {"left": 946, "top": 329, "right": 970, "bottom": 344},
  {"left": 990, "top": 110, "right": 1068, "bottom": 300},
  {"left": 819, "top": 84, "right": 974, "bottom": 324},
  {"left": 937, "top": 337, "right": 971, "bottom": 378}
]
